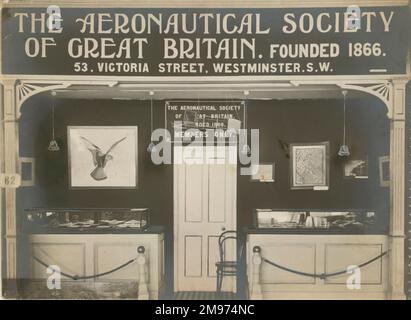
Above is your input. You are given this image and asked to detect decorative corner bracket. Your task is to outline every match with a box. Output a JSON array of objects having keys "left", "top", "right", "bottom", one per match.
[
  {"left": 16, "top": 81, "right": 72, "bottom": 117},
  {"left": 15, "top": 80, "right": 119, "bottom": 118},
  {"left": 337, "top": 81, "right": 393, "bottom": 119}
]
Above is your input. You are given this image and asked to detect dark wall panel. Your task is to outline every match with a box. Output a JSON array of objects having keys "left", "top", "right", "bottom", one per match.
[
  {"left": 17, "top": 94, "right": 390, "bottom": 293},
  {"left": 238, "top": 98, "right": 390, "bottom": 230}
]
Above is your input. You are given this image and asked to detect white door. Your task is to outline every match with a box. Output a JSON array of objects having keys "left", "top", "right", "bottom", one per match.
[{"left": 174, "top": 146, "right": 237, "bottom": 292}]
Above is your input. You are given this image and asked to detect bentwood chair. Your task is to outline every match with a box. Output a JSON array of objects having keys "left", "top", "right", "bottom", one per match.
[{"left": 215, "top": 230, "right": 244, "bottom": 295}]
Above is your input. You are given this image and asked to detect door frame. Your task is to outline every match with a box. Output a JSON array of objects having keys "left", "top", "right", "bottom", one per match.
[{"left": 173, "top": 145, "right": 237, "bottom": 292}]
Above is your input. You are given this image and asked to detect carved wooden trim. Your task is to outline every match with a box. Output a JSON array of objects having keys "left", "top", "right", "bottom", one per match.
[
  {"left": 16, "top": 81, "right": 72, "bottom": 117},
  {"left": 338, "top": 82, "right": 393, "bottom": 118}
]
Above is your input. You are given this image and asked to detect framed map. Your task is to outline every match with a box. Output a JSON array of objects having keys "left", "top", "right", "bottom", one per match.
[{"left": 290, "top": 142, "right": 329, "bottom": 189}]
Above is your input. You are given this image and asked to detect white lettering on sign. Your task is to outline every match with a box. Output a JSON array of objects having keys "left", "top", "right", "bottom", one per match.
[{"left": 0, "top": 174, "right": 21, "bottom": 188}]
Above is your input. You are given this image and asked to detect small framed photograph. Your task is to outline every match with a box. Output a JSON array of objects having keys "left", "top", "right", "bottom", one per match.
[
  {"left": 344, "top": 159, "right": 368, "bottom": 179},
  {"left": 251, "top": 163, "right": 275, "bottom": 182},
  {"left": 68, "top": 126, "right": 138, "bottom": 189},
  {"left": 19, "top": 157, "right": 35, "bottom": 187},
  {"left": 290, "top": 142, "right": 329, "bottom": 189},
  {"left": 379, "top": 156, "right": 389, "bottom": 187}
]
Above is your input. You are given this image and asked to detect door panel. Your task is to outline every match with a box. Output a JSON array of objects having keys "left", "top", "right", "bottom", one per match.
[
  {"left": 185, "top": 165, "right": 203, "bottom": 222},
  {"left": 185, "top": 236, "right": 203, "bottom": 277},
  {"left": 208, "top": 164, "right": 226, "bottom": 223},
  {"left": 174, "top": 146, "right": 237, "bottom": 292},
  {"left": 207, "top": 236, "right": 220, "bottom": 277}
]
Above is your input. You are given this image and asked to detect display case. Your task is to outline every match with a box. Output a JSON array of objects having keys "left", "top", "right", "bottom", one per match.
[
  {"left": 24, "top": 208, "right": 150, "bottom": 233},
  {"left": 253, "top": 209, "right": 378, "bottom": 232}
]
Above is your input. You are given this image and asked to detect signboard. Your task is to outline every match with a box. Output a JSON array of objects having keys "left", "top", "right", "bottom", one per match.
[
  {"left": 1, "top": 7, "right": 410, "bottom": 76},
  {"left": 0, "top": 173, "right": 21, "bottom": 188},
  {"left": 166, "top": 100, "right": 244, "bottom": 141}
]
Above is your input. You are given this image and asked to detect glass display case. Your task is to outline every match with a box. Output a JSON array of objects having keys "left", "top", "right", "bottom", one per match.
[
  {"left": 253, "top": 209, "right": 377, "bottom": 232},
  {"left": 24, "top": 208, "right": 150, "bottom": 232}
]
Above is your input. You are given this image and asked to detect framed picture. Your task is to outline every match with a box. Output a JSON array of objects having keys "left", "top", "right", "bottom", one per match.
[
  {"left": 379, "top": 156, "right": 389, "bottom": 187},
  {"left": 68, "top": 126, "right": 138, "bottom": 188},
  {"left": 290, "top": 142, "right": 329, "bottom": 189},
  {"left": 344, "top": 159, "right": 368, "bottom": 179},
  {"left": 19, "top": 157, "right": 35, "bottom": 187},
  {"left": 251, "top": 163, "right": 275, "bottom": 182}
]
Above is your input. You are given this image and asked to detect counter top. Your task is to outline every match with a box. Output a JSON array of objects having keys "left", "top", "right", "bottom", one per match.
[
  {"left": 24, "top": 225, "right": 166, "bottom": 235},
  {"left": 243, "top": 227, "right": 388, "bottom": 235}
]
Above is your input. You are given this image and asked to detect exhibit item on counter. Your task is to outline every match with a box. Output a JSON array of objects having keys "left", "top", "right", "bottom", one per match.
[
  {"left": 24, "top": 208, "right": 150, "bottom": 232},
  {"left": 68, "top": 126, "right": 138, "bottom": 188},
  {"left": 254, "top": 209, "right": 377, "bottom": 231},
  {"left": 344, "top": 159, "right": 369, "bottom": 179},
  {"left": 290, "top": 142, "right": 329, "bottom": 189}
]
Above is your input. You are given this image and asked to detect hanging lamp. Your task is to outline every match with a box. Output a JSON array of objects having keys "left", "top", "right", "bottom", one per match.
[
  {"left": 48, "top": 91, "right": 60, "bottom": 152},
  {"left": 147, "top": 91, "right": 156, "bottom": 153},
  {"left": 338, "top": 90, "right": 350, "bottom": 157}
]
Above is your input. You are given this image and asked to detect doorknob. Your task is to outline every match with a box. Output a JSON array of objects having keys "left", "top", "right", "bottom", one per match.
[{"left": 221, "top": 227, "right": 226, "bottom": 231}]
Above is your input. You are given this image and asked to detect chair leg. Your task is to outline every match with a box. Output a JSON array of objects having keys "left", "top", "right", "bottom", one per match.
[{"left": 217, "top": 273, "right": 223, "bottom": 293}]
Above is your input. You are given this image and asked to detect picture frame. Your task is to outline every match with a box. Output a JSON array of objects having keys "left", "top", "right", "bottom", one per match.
[
  {"left": 379, "top": 155, "right": 389, "bottom": 187},
  {"left": 19, "top": 157, "right": 35, "bottom": 187},
  {"left": 250, "top": 163, "right": 275, "bottom": 182},
  {"left": 344, "top": 158, "right": 369, "bottom": 179},
  {"left": 290, "top": 142, "right": 329, "bottom": 190},
  {"left": 68, "top": 126, "right": 138, "bottom": 189}
]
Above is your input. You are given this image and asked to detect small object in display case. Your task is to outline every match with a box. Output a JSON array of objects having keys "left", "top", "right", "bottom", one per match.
[
  {"left": 24, "top": 208, "right": 150, "bottom": 232},
  {"left": 254, "top": 209, "right": 376, "bottom": 231}
]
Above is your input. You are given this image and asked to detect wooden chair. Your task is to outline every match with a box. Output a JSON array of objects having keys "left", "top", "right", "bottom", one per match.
[{"left": 215, "top": 230, "right": 244, "bottom": 294}]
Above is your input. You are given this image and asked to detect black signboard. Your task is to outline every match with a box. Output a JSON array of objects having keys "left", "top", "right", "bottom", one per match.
[
  {"left": 166, "top": 100, "right": 245, "bottom": 142},
  {"left": 2, "top": 7, "right": 410, "bottom": 76}
]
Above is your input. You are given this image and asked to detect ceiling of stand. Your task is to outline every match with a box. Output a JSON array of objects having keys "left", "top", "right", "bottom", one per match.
[{"left": 49, "top": 82, "right": 368, "bottom": 100}]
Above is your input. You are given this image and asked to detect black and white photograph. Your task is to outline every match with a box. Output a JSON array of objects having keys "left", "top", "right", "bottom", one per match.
[
  {"left": 68, "top": 126, "right": 138, "bottom": 188},
  {"left": 251, "top": 163, "right": 275, "bottom": 182},
  {"left": 0, "top": 0, "right": 410, "bottom": 308},
  {"left": 344, "top": 159, "right": 369, "bottom": 179}
]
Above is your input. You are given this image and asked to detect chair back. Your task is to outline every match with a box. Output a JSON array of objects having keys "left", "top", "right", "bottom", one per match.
[{"left": 218, "top": 230, "right": 238, "bottom": 263}]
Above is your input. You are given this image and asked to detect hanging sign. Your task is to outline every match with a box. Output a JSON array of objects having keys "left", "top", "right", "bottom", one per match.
[
  {"left": 0, "top": 173, "right": 21, "bottom": 188},
  {"left": 166, "top": 100, "right": 245, "bottom": 141},
  {"left": 1, "top": 7, "right": 409, "bottom": 76}
]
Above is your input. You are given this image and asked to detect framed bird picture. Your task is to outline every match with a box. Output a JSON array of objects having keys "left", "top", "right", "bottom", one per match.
[{"left": 68, "top": 126, "right": 138, "bottom": 188}]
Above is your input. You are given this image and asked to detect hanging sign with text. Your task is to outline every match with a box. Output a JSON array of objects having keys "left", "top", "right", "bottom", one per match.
[
  {"left": 166, "top": 100, "right": 245, "bottom": 141},
  {"left": 1, "top": 7, "right": 410, "bottom": 76}
]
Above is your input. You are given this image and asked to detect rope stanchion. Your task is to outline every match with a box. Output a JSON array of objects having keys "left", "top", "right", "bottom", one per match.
[
  {"left": 261, "top": 251, "right": 388, "bottom": 280},
  {"left": 33, "top": 249, "right": 141, "bottom": 281}
]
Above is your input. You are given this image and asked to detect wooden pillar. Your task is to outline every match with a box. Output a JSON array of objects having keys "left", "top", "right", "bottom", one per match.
[
  {"left": 388, "top": 79, "right": 408, "bottom": 300},
  {"left": 2, "top": 80, "right": 18, "bottom": 297}
]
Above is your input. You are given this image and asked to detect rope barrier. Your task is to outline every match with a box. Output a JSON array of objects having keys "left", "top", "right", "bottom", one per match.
[
  {"left": 33, "top": 256, "right": 138, "bottom": 280},
  {"left": 261, "top": 251, "right": 388, "bottom": 280}
]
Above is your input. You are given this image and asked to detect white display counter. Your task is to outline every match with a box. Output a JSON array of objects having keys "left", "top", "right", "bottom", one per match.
[
  {"left": 23, "top": 228, "right": 165, "bottom": 299},
  {"left": 246, "top": 233, "right": 389, "bottom": 300}
]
